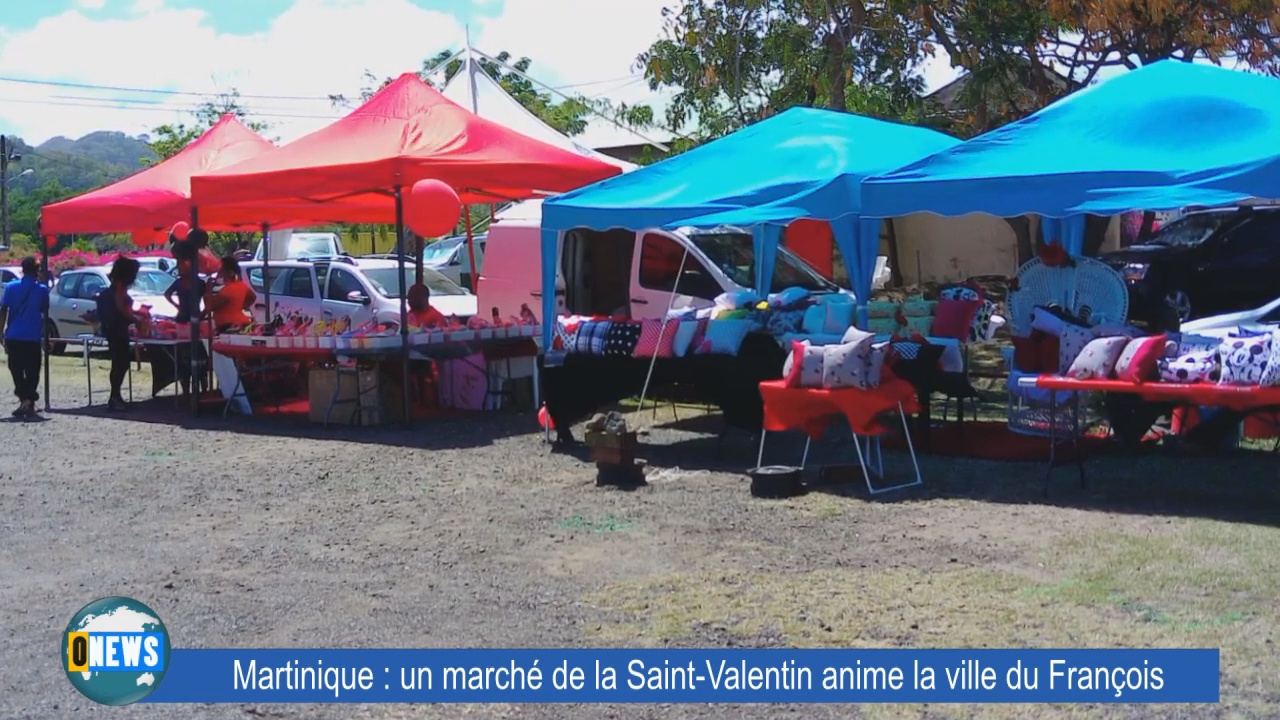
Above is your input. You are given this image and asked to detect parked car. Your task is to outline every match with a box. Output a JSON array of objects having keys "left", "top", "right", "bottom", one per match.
[
  {"left": 1180, "top": 294, "right": 1280, "bottom": 338},
  {"left": 47, "top": 266, "right": 179, "bottom": 351},
  {"left": 136, "top": 256, "right": 178, "bottom": 275},
  {"left": 479, "top": 200, "right": 845, "bottom": 322},
  {"left": 0, "top": 266, "right": 22, "bottom": 284},
  {"left": 239, "top": 257, "right": 477, "bottom": 327},
  {"left": 1099, "top": 206, "right": 1280, "bottom": 323},
  {"left": 421, "top": 233, "right": 487, "bottom": 290},
  {"left": 253, "top": 231, "right": 347, "bottom": 261}
]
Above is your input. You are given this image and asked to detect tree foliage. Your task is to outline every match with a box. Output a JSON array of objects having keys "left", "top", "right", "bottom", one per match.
[
  {"left": 146, "top": 89, "right": 273, "bottom": 163},
  {"left": 329, "top": 49, "right": 654, "bottom": 137},
  {"left": 638, "top": 0, "right": 931, "bottom": 139}
]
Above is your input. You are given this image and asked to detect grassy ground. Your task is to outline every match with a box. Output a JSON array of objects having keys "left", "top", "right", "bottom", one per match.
[{"left": 4, "top": 350, "right": 1279, "bottom": 718}]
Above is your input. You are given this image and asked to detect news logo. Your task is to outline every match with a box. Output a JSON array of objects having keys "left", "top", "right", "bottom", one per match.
[{"left": 61, "top": 596, "right": 171, "bottom": 706}]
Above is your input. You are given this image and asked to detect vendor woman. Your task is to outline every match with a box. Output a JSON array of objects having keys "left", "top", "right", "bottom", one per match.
[
  {"left": 205, "top": 256, "right": 256, "bottom": 332},
  {"left": 407, "top": 283, "right": 447, "bottom": 328}
]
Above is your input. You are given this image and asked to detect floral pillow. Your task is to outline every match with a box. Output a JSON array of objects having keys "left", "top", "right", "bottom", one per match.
[
  {"left": 822, "top": 338, "right": 873, "bottom": 389},
  {"left": 798, "top": 342, "right": 826, "bottom": 388},
  {"left": 1058, "top": 325, "right": 1096, "bottom": 374},
  {"left": 1066, "top": 336, "right": 1128, "bottom": 380},
  {"left": 1158, "top": 350, "right": 1219, "bottom": 384},
  {"left": 1261, "top": 331, "right": 1280, "bottom": 387},
  {"left": 1218, "top": 334, "right": 1273, "bottom": 386}
]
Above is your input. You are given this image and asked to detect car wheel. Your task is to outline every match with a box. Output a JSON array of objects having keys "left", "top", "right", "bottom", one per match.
[
  {"left": 45, "top": 320, "right": 66, "bottom": 355},
  {"left": 1165, "top": 290, "right": 1192, "bottom": 322}
]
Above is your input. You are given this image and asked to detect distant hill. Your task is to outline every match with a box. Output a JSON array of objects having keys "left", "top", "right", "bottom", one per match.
[{"left": 5, "top": 131, "right": 155, "bottom": 197}]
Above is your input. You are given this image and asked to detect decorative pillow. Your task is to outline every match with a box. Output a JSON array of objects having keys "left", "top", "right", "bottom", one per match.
[
  {"left": 1114, "top": 334, "right": 1168, "bottom": 383},
  {"left": 672, "top": 320, "right": 701, "bottom": 357},
  {"left": 766, "top": 309, "right": 805, "bottom": 335},
  {"left": 822, "top": 336, "right": 874, "bottom": 389},
  {"left": 841, "top": 326, "right": 875, "bottom": 346},
  {"left": 1158, "top": 350, "right": 1220, "bottom": 384},
  {"left": 1218, "top": 334, "right": 1272, "bottom": 386},
  {"left": 1260, "top": 331, "right": 1280, "bottom": 387},
  {"left": 575, "top": 321, "right": 612, "bottom": 355},
  {"left": 887, "top": 341, "right": 945, "bottom": 388},
  {"left": 1174, "top": 333, "right": 1220, "bottom": 356},
  {"left": 1232, "top": 326, "right": 1269, "bottom": 338},
  {"left": 1058, "top": 325, "right": 1096, "bottom": 374},
  {"left": 797, "top": 342, "right": 825, "bottom": 387},
  {"left": 1066, "top": 336, "right": 1129, "bottom": 380},
  {"left": 823, "top": 302, "right": 855, "bottom": 335},
  {"left": 866, "top": 301, "right": 898, "bottom": 319},
  {"left": 554, "top": 317, "right": 581, "bottom": 352},
  {"left": 932, "top": 298, "right": 982, "bottom": 341},
  {"left": 769, "top": 287, "right": 810, "bottom": 309},
  {"left": 801, "top": 305, "right": 826, "bottom": 334},
  {"left": 900, "top": 299, "right": 936, "bottom": 317},
  {"left": 867, "top": 343, "right": 889, "bottom": 387},
  {"left": 939, "top": 285, "right": 983, "bottom": 302},
  {"left": 633, "top": 319, "right": 677, "bottom": 358},
  {"left": 1011, "top": 335, "right": 1042, "bottom": 373},
  {"left": 904, "top": 316, "right": 933, "bottom": 336},
  {"left": 701, "top": 319, "right": 754, "bottom": 355},
  {"left": 969, "top": 300, "right": 997, "bottom": 343},
  {"left": 1037, "top": 332, "right": 1061, "bottom": 375},
  {"left": 603, "top": 322, "right": 643, "bottom": 357},
  {"left": 867, "top": 317, "right": 900, "bottom": 335},
  {"left": 1032, "top": 305, "right": 1089, "bottom": 336},
  {"left": 782, "top": 340, "right": 807, "bottom": 387}
]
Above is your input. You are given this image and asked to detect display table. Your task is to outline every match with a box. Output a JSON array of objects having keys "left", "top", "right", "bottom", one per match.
[
  {"left": 64, "top": 334, "right": 209, "bottom": 408},
  {"left": 1023, "top": 376, "right": 1280, "bottom": 492},
  {"left": 211, "top": 342, "right": 335, "bottom": 416},
  {"left": 756, "top": 377, "right": 923, "bottom": 495}
]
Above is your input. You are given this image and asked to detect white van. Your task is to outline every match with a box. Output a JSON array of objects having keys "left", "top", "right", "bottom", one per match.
[{"left": 477, "top": 201, "right": 846, "bottom": 321}]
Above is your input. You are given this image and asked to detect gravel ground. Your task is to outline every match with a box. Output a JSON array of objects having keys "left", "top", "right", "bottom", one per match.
[{"left": 3, "top": 353, "right": 1279, "bottom": 720}]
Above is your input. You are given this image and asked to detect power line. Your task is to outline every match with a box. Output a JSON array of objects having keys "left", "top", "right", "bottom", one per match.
[
  {"left": 0, "top": 96, "right": 342, "bottom": 121},
  {"left": 0, "top": 75, "right": 334, "bottom": 102}
]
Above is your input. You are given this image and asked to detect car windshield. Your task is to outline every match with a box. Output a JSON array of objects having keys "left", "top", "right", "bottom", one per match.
[
  {"left": 132, "top": 270, "right": 175, "bottom": 295},
  {"left": 1146, "top": 214, "right": 1231, "bottom": 248},
  {"left": 422, "top": 239, "right": 460, "bottom": 263},
  {"left": 363, "top": 266, "right": 467, "bottom": 298},
  {"left": 687, "top": 230, "right": 838, "bottom": 294}
]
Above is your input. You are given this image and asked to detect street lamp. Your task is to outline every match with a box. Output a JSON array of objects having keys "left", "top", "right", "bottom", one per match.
[
  {"left": 0, "top": 135, "right": 22, "bottom": 247},
  {"left": 8, "top": 168, "right": 33, "bottom": 185}
]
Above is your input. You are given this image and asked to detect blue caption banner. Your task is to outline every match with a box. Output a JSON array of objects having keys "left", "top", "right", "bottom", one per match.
[{"left": 142, "top": 649, "right": 1219, "bottom": 703}]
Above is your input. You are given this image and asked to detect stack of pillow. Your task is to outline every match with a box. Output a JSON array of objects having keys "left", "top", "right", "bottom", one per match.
[
  {"left": 781, "top": 327, "right": 890, "bottom": 391},
  {"left": 1010, "top": 304, "right": 1144, "bottom": 375},
  {"left": 1158, "top": 328, "right": 1280, "bottom": 387}
]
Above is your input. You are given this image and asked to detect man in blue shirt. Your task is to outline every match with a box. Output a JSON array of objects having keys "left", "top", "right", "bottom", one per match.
[{"left": 0, "top": 257, "right": 51, "bottom": 417}]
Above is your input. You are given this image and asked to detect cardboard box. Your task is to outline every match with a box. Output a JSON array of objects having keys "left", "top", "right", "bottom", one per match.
[{"left": 308, "top": 365, "right": 406, "bottom": 425}]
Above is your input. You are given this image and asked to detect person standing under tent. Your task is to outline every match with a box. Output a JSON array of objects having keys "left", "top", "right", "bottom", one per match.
[
  {"left": 204, "top": 256, "right": 256, "bottom": 333},
  {"left": 406, "top": 283, "right": 447, "bottom": 328},
  {"left": 98, "top": 256, "right": 142, "bottom": 412},
  {"left": 0, "top": 257, "right": 51, "bottom": 418},
  {"left": 163, "top": 257, "right": 209, "bottom": 395}
]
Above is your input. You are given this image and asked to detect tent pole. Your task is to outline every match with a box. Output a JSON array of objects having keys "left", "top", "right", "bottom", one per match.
[
  {"left": 39, "top": 220, "right": 50, "bottom": 412},
  {"left": 464, "top": 206, "right": 478, "bottom": 293},
  {"left": 188, "top": 207, "right": 200, "bottom": 416},
  {"left": 394, "top": 186, "right": 412, "bottom": 426},
  {"left": 262, "top": 227, "right": 272, "bottom": 332},
  {"left": 415, "top": 234, "right": 423, "bottom": 287}
]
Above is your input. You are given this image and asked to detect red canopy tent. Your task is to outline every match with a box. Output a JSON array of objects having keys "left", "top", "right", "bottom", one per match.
[
  {"left": 189, "top": 72, "right": 623, "bottom": 214},
  {"left": 41, "top": 115, "right": 275, "bottom": 235}
]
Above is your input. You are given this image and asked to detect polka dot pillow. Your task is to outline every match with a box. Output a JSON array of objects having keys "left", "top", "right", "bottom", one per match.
[
  {"left": 1157, "top": 350, "right": 1220, "bottom": 384},
  {"left": 821, "top": 331, "right": 875, "bottom": 389},
  {"left": 1261, "top": 331, "right": 1280, "bottom": 387},
  {"left": 1218, "top": 334, "right": 1272, "bottom": 386},
  {"left": 1058, "top": 325, "right": 1096, "bottom": 374}
]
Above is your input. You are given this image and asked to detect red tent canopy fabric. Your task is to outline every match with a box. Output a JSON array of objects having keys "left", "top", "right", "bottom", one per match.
[
  {"left": 40, "top": 115, "right": 278, "bottom": 234},
  {"left": 189, "top": 73, "right": 623, "bottom": 220}
]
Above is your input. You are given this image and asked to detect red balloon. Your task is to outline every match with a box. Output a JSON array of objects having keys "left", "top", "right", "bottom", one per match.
[
  {"left": 132, "top": 228, "right": 167, "bottom": 248},
  {"left": 404, "top": 179, "right": 461, "bottom": 238},
  {"left": 171, "top": 221, "right": 190, "bottom": 241},
  {"left": 538, "top": 405, "right": 555, "bottom": 430},
  {"left": 197, "top": 247, "right": 220, "bottom": 274},
  {"left": 44, "top": 235, "right": 57, "bottom": 249}
]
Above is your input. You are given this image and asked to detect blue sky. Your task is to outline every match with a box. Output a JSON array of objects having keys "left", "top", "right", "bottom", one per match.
[{"left": 0, "top": 0, "right": 679, "bottom": 145}]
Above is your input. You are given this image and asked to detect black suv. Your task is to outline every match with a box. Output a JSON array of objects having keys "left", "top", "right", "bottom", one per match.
[{"left": 1099, "top": 206, "right": 1280, "bottom": 323}]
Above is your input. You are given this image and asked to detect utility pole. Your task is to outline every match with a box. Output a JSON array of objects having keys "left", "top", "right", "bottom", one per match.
[{"left": 1, "top": 135, "right": 9, "bottom": 248}]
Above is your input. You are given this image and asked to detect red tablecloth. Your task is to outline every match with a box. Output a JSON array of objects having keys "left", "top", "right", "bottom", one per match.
[
  {"left": 1035, "top": 377, "right": 1280, "bottom": 413},
  {"left": 759, "top": 378, "right": 920, "bottom": 439},
  {"left": 211, "top": 343, "right": 335, "bottom": 363}
]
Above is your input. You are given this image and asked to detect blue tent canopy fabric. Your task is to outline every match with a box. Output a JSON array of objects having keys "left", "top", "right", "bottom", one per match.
[
  {"left": 862, "top": 61, "right": 1280, "bottom": 254},
  {"left": 539, "top": 107, "right": 958, "bottom": 342}
]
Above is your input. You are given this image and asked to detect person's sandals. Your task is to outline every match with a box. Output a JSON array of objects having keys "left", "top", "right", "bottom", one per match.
[
  {"left": 11, "top": 404, "right": 28, "bottom": 418},
  {"left": 107, "top": 397, "right": 128, "bottom": 412}
]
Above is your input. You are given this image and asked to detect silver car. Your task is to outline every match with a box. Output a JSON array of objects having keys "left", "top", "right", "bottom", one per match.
[{"left": 47, "top": 266, "right": 179, "bottom": 351}]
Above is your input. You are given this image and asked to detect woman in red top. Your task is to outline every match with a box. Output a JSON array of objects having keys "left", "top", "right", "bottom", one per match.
[
  {"left": 406, "top": 283, "right": 447, "bottom": 328},
  {"left": 205, "top": 257, "right": 256, "bottom": 332}
]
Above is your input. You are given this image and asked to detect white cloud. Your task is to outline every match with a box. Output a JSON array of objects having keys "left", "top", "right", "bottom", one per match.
[
  {"left": 76, "top": 0, "right": 108, "bottom": 10},
  {"left": 130, "top": 0, "right": 166, "bottom": 14}
]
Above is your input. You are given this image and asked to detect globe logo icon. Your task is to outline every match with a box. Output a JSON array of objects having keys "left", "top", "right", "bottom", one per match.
[{"left": 62, "top": 597, "right": 171, "bottom": 705}]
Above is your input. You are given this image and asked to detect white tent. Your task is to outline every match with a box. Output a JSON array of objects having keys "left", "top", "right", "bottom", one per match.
[{"left": 439, "top": 46, "right": 641, "bottom": 172}]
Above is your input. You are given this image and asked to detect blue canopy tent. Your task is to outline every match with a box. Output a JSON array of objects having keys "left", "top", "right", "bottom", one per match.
[
  {"left": 539, "top": 107, "right": 959, "bottom": 346},
  {"left": 862, "top": 60, "right": 1280, "bottom": 255}
]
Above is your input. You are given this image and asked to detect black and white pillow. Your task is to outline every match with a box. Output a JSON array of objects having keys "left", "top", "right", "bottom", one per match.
[
  {"left": 1218, "top": 334, "right": 1272, "bottom": 386},
  {"left": 603, "top": 322, "right": 643, "bottom": 357}
]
